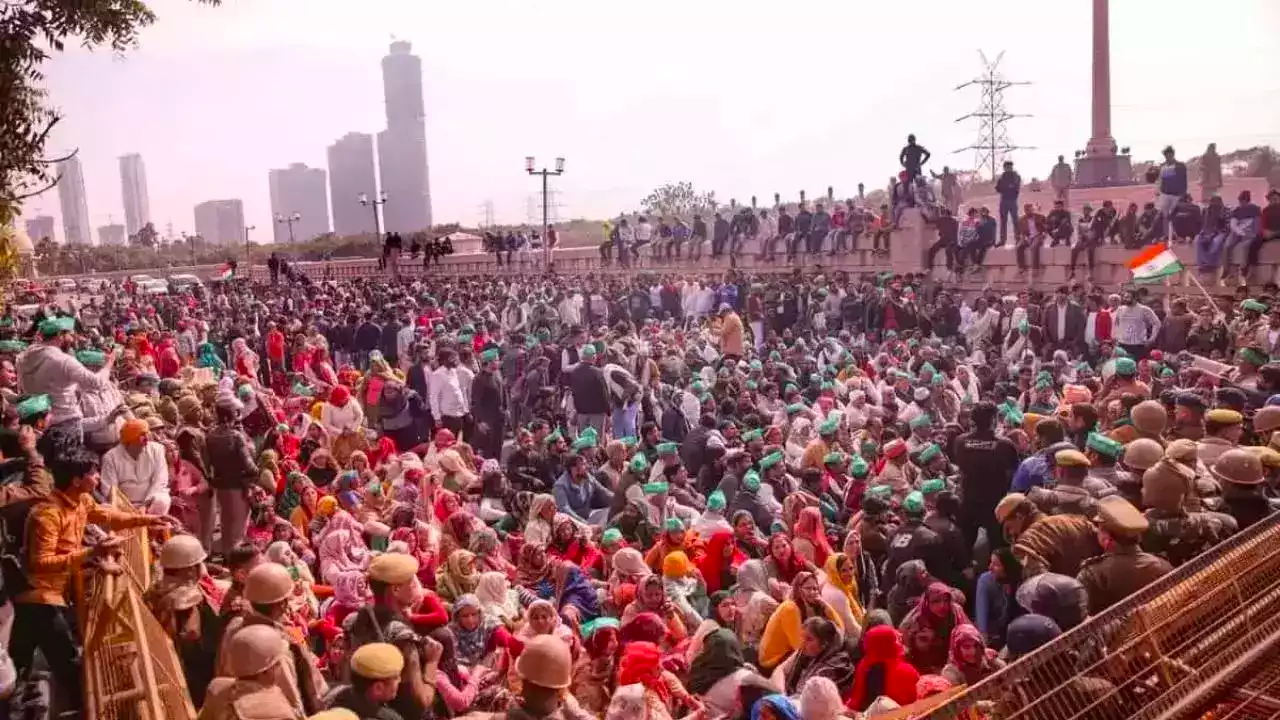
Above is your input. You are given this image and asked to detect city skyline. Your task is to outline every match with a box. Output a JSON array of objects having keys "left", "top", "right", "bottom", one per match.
[
  {"left": 328, "top": 131, "right": 380, "bottom": 236},
  {"left": 18, "top": 0, "right": 1280, "bottom": 242},
  {"left": 267, "top": 163, "right": 329, "bottom": 243},
  {"left": 119, "top": 153, "right": 151, "bottom": 236},
  {"left": 55, "top": 156, "right": 91, "bottom": 245},
  {"left": 193, "top": 198, "right": 246, "bottom": 246},
  {"left": 377, "top": 40, "right": 433, "bottom": 234}
]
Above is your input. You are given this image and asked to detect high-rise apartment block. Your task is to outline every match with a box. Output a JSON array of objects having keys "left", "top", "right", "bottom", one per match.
[
  {"left": 56, "top": 157, "right": 92, "bottom": 245},
  {"left": 194, "top": 199, "right": 246, "bottom": 246},
  {"left": 97, "top": 224, "right": 127, "bottom": 247},
  {"left": 327, "top": 132, "right": 379, "bottom": 235},
  {"left": 23, "top": 215, "right": 55, "bottom": 244},
  {"left": 268, "top": 163, "right": 330, "bottom": 243},
  {"left": 119, "top": 153, "right": 151, "bottom": 235},
  {"left": 378, "top": 41, "right": 433, "bottom": 234}
]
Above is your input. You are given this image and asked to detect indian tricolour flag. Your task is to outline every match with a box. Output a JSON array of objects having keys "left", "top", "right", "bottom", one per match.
[
  {"left": 216, "top": 263, "right": 234, "bottom": 281},
  {"left": 1127, "top": 243, "right": 1184, "bottom": 283}
]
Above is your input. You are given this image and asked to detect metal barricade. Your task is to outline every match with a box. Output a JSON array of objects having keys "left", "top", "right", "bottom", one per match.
[{"left": 924, "top": 513, "right": 1280, "bottom": 720}]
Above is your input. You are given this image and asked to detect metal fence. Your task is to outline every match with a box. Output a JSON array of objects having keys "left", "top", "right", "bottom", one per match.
[{"left": 923, "top": 513, "right": 1280, "bottom": 720}]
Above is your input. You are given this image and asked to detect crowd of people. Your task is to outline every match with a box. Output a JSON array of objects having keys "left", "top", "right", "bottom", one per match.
[{"left": 1, "top": 262, "right": 1280, "bottom": 720}]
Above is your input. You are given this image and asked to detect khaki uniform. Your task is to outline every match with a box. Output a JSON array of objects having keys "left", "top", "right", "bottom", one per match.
[
  {"left": 196, "top": 678, "right": 301, "bottom": 720},
  {"left": 1012, "top": 514, "right": 1102, "bottom": 578},
  {"left": 1077, "top": 545, "right": 1173, "bottom": 614},
  {"left": 217, "top": 614, "right": 328, "bottom": 717},
  {"left": 1027, "top": 485, "right": 1104, "bottom": 517},
  {"left": 1142, "top": 509, "right": 1239, "bottom": 566},
  {"left": 1197, "top": 437, "right": 1236, "bottom": 468}
]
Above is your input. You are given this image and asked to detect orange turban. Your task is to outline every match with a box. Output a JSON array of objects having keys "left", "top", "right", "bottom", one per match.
[{"left": 120, "top": 418, "right": 149, "bottom": 445}]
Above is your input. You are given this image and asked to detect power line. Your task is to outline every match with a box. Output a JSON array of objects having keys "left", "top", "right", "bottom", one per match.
[
  {"left": 953, "top": 50, "right": 1035, "bottom": 179},
  {"left": 477, "top": 199, "right": 495, "bottom": 228}
]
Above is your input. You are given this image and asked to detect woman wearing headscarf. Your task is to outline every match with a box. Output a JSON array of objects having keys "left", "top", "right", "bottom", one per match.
[
  {"left": 846, "top": 626, "right": 919, "bottom": 712},
  {"left": 316, "top": 510, "right": 370, "bottom": 585},
  {"left": 661, "top": 551, "right": 709, "bottom": 631},
  {"left": 378, "top": 380, "right": 426, "bottom": 453},
  {"left": 643, "top": 518, "right": 707, "bottom": 573},
  {"left": 899, "top": 582, "right": 971, "bottom": 675},
  {"left": 196, "top": 342, "right": 225, "bottom": 378},
  {"left": 433, "top": 488, "right": 463, "bottom": 525},
  {"left": 440, "top": 510, "right": 478, "bottom": 561},
  {"left": 547, "top": 513, "right": 603, "bottom": 575},
  {"left": 323, "top": 568, "right": 369, "bottom": 628},
  {"left": 470, "top": 527, "right": 518, "bottom": 581},
  {"left": 940, "top": 623, "right": 1004, "bottom": 686},
  {"left": 573, "top": 617, "right": 622, "bottom": 716},
  {"left": 390, "top": 521, "right": 438, "bottom": 590},
  {"left": 516, "top": 598, "right": 577, "bottom": 650},
  {"left": 618, "top": 641, "right": 699, "bottom": 719},
  {"left": 449, "top": 594, "right": 523, "bottom": 669},
  {"left": 731, "top": 510, "right": 769, "bottom": 560},
  {"left": 621, "top": 574, "right": 688, "bottom": 644},
  {"left": 791, "top": 506, "right": 833, "bottom": 567},
  {"left": 820, "top": 553, "right": 866, "bottom": 638},
  {"left": 698, "top": 531, "right": 747, "bottom": 596},
  {"left": 734, "top": 560, "right": 780, "bottom": 655},
  {"left": 305, "top": 447, "right": 338, "bottom": 490},
  {"left": 783, "top": 617, "right": 856, "bottom": 697},
  {"left": 886, "top": 560, "right": 933, "bottom": 626},
  {"left": 439, "top": 448, "right": 480, "bottom": 494},
  {"left": 687, "top": 629, "right": 753, "bottom": 718},
  {"left": 475, "top": 571, "right": 522, "bottom": 629},
  {"left": 436, "top": 549, "right": 481, "bottom": 603},
  {"left": 758, "top": 571, "right": 844, "bottom": 672},
  {"left": 751, "top": 694, "right": 802, "bottom": 720},
  {"left": 428, "top": 627, "right": 497, "bottom": 717},
  {"left": 524, "top": 493, "right": 558, "bottom": 546},
  {"left": 798, "top": 677, "right": 845, "bottom": 720},
  {"left": 609, "top": 547, "right": 651, "bottom": 613}
]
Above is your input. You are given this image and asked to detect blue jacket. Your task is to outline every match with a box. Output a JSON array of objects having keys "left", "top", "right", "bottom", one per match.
[
  {"left": 553, "top": 472, "right": 614, "bottom": 523},
  {"left": 1158, "top": 162, "right": 1188, "bottom": 197}
]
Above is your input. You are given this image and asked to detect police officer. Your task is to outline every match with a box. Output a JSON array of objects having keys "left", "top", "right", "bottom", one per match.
[
  {"left": 1164, "top": 438, "right": 1218, "bottom": 511},
  {"left": 201, "top": 625, "right": 301, "bottom": 720},
  {"left": 1028, "top": 449, "right": 1113, "bottom": 517},
  {"left": 1254, "top": 405, "right": 1280, "bottom": 448},
  {"left": 995, "top": 492, "right": 1101, "bottom": 578},
  {"left": 1142, "top": 458, "right": 1238, "bottom": 566},
  {"left": 217, "top": 562, "right": 328, "bottom": 716},
  {"left": 1129, "top": 400, "right": 1169, "bottom": 444},
  {"left": 1113, "top": 439, "right": 1165, "bottom": 507},
  {"left": 326, "top": 643, "right": 406, "bottom": 720},
  {"left": 1198, "top": 408, "right": 1244, "bottom": 467},
  {"left": 1211, "top": 448, "right": 1273, "bottom": 530},
  {"left": 1169, "top": 392, "right": 1207, "bottom": 441},
  {"left": 1077, "top": 496, "right": 1173, "bottom": 614},
  {"left": 497, "top": 635, "right": 576, "bottom": 720},
  {"left": 343, "top": 554, "right": 443, "bottom": 720},
  {"left": 146, "top": 534, "right": 221, "bottom": 706}
]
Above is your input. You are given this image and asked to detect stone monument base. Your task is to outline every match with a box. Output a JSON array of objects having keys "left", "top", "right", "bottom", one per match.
[{"left": 1074, "top": 154, "right": 1134, "bottom": 187}]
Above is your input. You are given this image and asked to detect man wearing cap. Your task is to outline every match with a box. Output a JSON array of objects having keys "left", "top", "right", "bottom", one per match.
[
  {"left": 469, "top": 346, "right": 507, "bottom": 460},
  {"left": 1198, "top": 408, "right": 1243, "bottom": 467},
  {"left": 1230, "top": 299, "right": 1268, "bottom": 352},
  {"left": 1083, "top": 431, "right": 1125, "bottom": 488},
  {"left": 1114, "top": 438, "right": 1166, "bottom": 507},
  {"left": 326, "top": 643, "right": 405, "bottom": 719},
  {"left": 17, "top": 314, "right": 115, "bottom": 453},
  {"left": 881, "top": 490, "right": 945, "bottom": 592},
  {"left": 1211, "top": 448, "right": 1272, "bottom": 530},
  {"left": 1028, "top": 449, "right": 1115, "bottom": 517},
  {"left": 715, "top": 448, "right": 755, "bottom": 507},
  {"left": 801, "top": 415, "right": 840, "bottom": 470},
  {"left": 874, "top": 439, "right": 917, "bottom": 500},
  {"left": 147, "top": 534, "right": 222, "bottom": 706},
  {"left": 344, "top": 553, "right": 443, "bottom": 720},
  {"left": 1076, "top": 496, "right": 1173, "bottom": 613},
  {"left": 569, "top": 343, "right": 610, "bottom": 438},
  {"left": 1142, "top": 459, "right": 1237, "bottom": 567},
  {"left": 218, "top": 563, "right": 328, "bottom": 715},
  {"left": 100, "top": 417, "right": 171, "bottom": 515},
  {"left": 76, "top": 348, "right": 129, "bottom": 452},
  {"left": 200, "top": 625, "right": 300, "bottom": 720},
  {"left": 995, "top": 492, "right": 1101, "bottom": 578},
  {"left": 1097, "top": 357, "right": 1150, "bottom": 409},
  {"left": 1170, "top": 392, "right": 1207, "bottom": 441}
]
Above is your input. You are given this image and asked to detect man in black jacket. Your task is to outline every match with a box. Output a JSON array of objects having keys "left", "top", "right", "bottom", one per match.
[
  {"left": 952, "top": 402, "right": 1020, "bottom": 552},
  {"left": 379, "top": 312, "right": 402, "bottom": 368},
  {"left": 691, "top": 215, "right": 709, "bottom": 261},
  {"left": 355, "top": 313, "right": 382, "bottom": 371},
  {"left": 569, "top": 345, "right": 610, "bottom": 438},
  {"left": 926, "top": 208, "right": 958, "bottom": 273},
  {"left": 711, "top": 213, "right": 730, "bottom": 258},
  {"left": 790, "top": 204, "right": 812, "bottom": 261},
  {"left": 1046, "top": 200, "right": 1073, "bottom": 247},
  {"left": 772, "top": 207, "right": 793, "bottom": 262}
]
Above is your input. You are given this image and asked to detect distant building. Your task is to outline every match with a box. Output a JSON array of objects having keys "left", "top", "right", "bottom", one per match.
[
  {"left": 194, "top": 199, "right": 246, "bottom": 246},
  {"left": 378, "top": 40, "right": 433, "bottom": 233},
  {"left": 97, "top": 224, "right": 126, "bottom": 247},
  {"left": 119, "top": 153, "right": 151, "bottom": 236},
  {"left": 56, "top": 157, "right": 92, "bottom": 245},
  {"left": 327, "top": 132, "right": 379, "bottom": 236},
  {"left": 23, "top": 215, "right": 55, "bottom": 244},
  {"left": 267, "top": 163, "right": 330, "bottom": 243}
]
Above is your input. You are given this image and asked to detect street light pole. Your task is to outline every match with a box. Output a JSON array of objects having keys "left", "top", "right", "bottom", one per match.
[
  {"left": 275, "top": 212, "right": 301, "bottom": 244},
  {"left": 244, "top": 225, "right": 255, "bottom": 265},
  {"left": 358, "top": 191, "right": 388, "bottom": 241},
  {"left": 525, "top": 156, "right": 565, "bottom": 269}
]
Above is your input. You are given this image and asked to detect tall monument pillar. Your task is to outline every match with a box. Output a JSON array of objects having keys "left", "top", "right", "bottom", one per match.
[{"left": 1075, "top": 0, "right": 1132, "bottom": 186}]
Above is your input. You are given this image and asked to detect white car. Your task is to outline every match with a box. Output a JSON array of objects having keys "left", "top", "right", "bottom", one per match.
[
  {"left": 168, "top": 274, "right": 203, "bottom": 290},
  {"left": 141, "top": 280, "right": 169, "bottom": 296},
  {"left": 80, "top": 278, "right": 109, "bottom": 293},
  {"left": 128, "top": 274, "right": 156, "bottom": 285},
  {"left": 54, "top": 278, "right": 77, "bottom": 293}
]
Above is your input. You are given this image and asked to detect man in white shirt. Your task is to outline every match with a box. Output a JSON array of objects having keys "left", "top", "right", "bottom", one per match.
[
  {"left": 557, "top": 292, "right": 583, "bottom": 328},
  {"left": 396, "top": 316, "right": 416, "bottom": 371},
  {"left": 428, "top": 348, "right": 473, "bottom": 435},
  {"left": 100, "top": 418, "right": 170, "bottom": 515}
]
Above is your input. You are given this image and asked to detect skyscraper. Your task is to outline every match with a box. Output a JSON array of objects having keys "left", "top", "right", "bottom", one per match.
[
  {"left": 118, "top": 153, "right": 151, "bottom": 235},
  {"left": 23, "top": 215, "right": 55, "bottom": 244},
  {"left": 56, "top": 156, "right": 92, "bottom": 245},
  {"left": 267, "top": 163, "right": 330, "bottom": 243},
  {"left": 97, "top": 224, "right": 126, "bottom": 247},
  {"left": 327, "top": 132, "right": 378, "bottom": 235},
  {"left": 193, "top": 199, "right": 246, "bottom": 246},
  {"left": 378, "top": 40, "right": 433, "bottom": 234}
]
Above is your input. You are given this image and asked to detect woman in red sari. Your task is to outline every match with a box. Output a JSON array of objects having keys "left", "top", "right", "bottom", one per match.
[
  {"left": 547, "top": 514, "right": 603, "bottom": 575},
  {"left": 698, "top": 531, "right": 747, "bottom": 595}
]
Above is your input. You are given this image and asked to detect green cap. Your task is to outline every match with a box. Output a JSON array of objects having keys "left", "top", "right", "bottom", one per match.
[
  {"left": 818, "top": 416, "right": 839, "bottom": 436},
  {"left": 823, "top": 451, "right": 845, "bottom": 466},
  {"left": 481, "top": 348, "right": 501, "bottom": 363},
  {"left": 1242, "top": 299, "right": 1269, "bottom": 313},
  {"left": 544, "top": 428, "right": 563, "bottom": 446},
  {"left": 742, "top": 470, "right": 761, "bottom": 492},
  {"left": 850, "top": 455, "right": 869, "bottom": 477},
  {"left": 601, "top": 528, "right": 623, "bottom": 546},
  {"left": 1018, "top": 319, "right": 1029, "bottom": 333},
  {"left": 75, "top": 349, "right": 105, "bottom": 367},
  {"left": 571, "top": 429, "right": 597, "bottom": 451},
  {"left": 642, "top": 481, "right": 668, "bottom": 495},
  {"left": 921, "top": 478, "right": 946, "bottom": 494},
  {"left": 920, "top": 362, "right": 937, "bottom": 376},
  {"left": 785, "top": 403, "right": 806, "bottom": 416},
  {"left": 1114, "top": 357, "right": 1138, "bottom": 377},
  {"left": 783, "top": 383, "right": 799, "bottom": 396},
  {"left": 1239, "top": 347, "right": 1268, "bottom": 367},
  {"left": 37, "top": 316, "right": 75, "bottom": 337},
  {"left": 903, "top": 491, "right": 926, "bottom": 514},
  {"left": 918, "top": 443, "right": 941, "bottom": 464},
  {"left": 759, "top": 451, "right": 784, "bottom": 471},
  {"left": 581, "top": 617, "right": 621, "bottom": 639},
  {"left": 860, "top": 439, "right": 879, "bottom": 455},
  {"left": 16, "top": 394, "right": 51, "bottom": 420},
  {"left": 741, "top": 428, "right": 763, "bottom": 443},
  {"left": 745, "top": 380, "right": 759, "bottom": 391},
  {"left": 909, "top": 414, "right": 933, "bottom": 429},
  {"left": 580, "top": 344, "right": 597, "bottom": 359},
  {"left": 664, "top": 517, "right": 685, "bottom": 532},
  {"left": 630, "top": 454, "right": 650, "bottom": 473},
  {"left": 749, "top": 360, "right": 763, "bottom": 371},
  {"left": 707, "top": 490, "right": 726, "bottom": 510},
  {"left": 656, "top": 442, "right": 678, "bottom": 455},
  {"left": 1086, "top": 432, "right": 1124, "bottom": 458},
  {"left": 0, "top": 340, "right": 27, "bottom": 354},
  {"left": 865, "top": 484, "right": 892, "bottom": 499},
  {"left": 1160, "top": 366, "right": 1176, "bottom": 378},
  {"left": 460, "top": 324, "right": 475, "bottom": 333}
]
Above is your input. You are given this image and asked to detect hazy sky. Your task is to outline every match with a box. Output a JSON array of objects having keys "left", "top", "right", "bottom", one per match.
[{"left": 21, "top": 0, "right": 1280, "bottom": 243}]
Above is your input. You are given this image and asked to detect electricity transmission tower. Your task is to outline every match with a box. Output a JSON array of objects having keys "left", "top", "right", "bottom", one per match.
[
  {"left": 477, "top": 200, "right": 495, "bottom": 228},
  {"left": 953, "top": 51, "right": 1034, "bottom": 179}
]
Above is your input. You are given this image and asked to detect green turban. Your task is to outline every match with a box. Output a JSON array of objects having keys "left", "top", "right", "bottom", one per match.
[
  {"left": 850, "top": 455, "right": 869, "bottom": 478},
  {"left": 16, "top": 394, "right": 51, "bottom": 420},
  {"left": 903, "top": 491, "right": 926, "bottom": 514},
  {"left": 631, "top": 454, "right": 651, "bottom": 474},
  {"left": 707, "top": 490, "right": 726, "bottom": 511},
  {"left": 759, "top": 451, "right": 784, "bottom": 471},
  {"left": 917, "top": 443, "right": 941, "bottom": 464}
]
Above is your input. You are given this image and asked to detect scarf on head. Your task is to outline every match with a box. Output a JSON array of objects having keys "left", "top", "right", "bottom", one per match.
[
  {"left": 450, "top": 594, "right": 499, "bottom": 666},
  {"left": 687, "top": 628, "right": 745, "bottom": 695}
]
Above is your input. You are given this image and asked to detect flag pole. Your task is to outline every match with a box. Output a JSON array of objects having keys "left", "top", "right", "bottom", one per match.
[{"left": 1183, "top": 270, "right": 1225, "bottom": 321}]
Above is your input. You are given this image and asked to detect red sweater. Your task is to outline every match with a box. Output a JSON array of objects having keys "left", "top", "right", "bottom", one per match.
[{"left": 1093, "top": 309, "right": 1113, "bottom": 344}]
